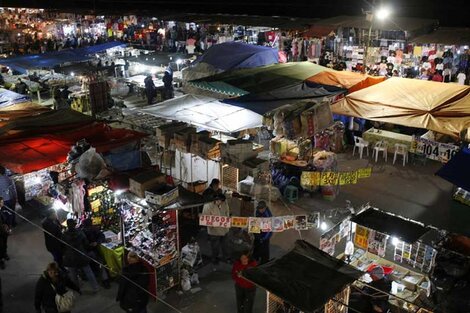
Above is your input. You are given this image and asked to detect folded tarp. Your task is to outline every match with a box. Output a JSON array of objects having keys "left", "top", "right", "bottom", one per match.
[
  {"left": 139, "top": 94, "right": 262, "bottom": 133},
  {"left": 0, "top": 41, "right": 125, "bottom": 73},
  {"left": 224, "top": 81, "right": 344, "bottom": 114},
  {"left": 0, "top": 88, "right": 31, "bottom": 108},
  {"left": 436, "top": 148, "right": 470, "bottom": 192},
  {"left": 192, "top": 41, "right": 278, "bottom": 71},
  {"left": 188, "top": 62, "right": 331, "bottom": 96},
  {"left": 243, "top": 240, "right": 363, "bottom": 312},
  {"left": 0, "top": 123, "right": 146, "bottom": 174},
  {"left": 351, "top": 207, "right": 429, "bottom": 243},
  {"left": 331, "top": 77, "right": 470, "bottom": 137}
]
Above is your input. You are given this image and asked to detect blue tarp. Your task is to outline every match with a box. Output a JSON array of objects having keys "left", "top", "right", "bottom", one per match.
[
  {"left": 0, "top": 41, "right": 125, "bottom": 74},
  {"left": 193, "top": 42, "right": 278, "bottom": 71},
  {"left": 436, "top": 147, "right": 470, "bottom": 191},
  {"left": 0, "top": 88, "right": 30, "bottom": 108}
]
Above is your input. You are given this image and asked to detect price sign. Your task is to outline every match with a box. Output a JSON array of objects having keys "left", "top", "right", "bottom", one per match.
[
  {"left": 411, "top": 136, "right": 459, "bottom": 162},
  {"left": 199, "top": 215, "right": 231, "bottom": 228}
]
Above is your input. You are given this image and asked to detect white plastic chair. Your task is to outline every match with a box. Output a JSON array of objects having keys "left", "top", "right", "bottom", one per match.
[
  {"left": 353, "top": 136, "right": 369, "bottom": 159},
  {"left": 372, "top": 140, "right": 388, "bottom": 162},
  {"left": 393, "top": 143, "right": 408, "bottom": 166}
]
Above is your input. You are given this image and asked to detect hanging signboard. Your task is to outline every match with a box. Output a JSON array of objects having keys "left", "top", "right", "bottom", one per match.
[
  {"left": 410, "top": 136, "right": 459, "bottom": 162},
  {"left": 354, "top": 225, "right": 370, "bottom": 250},
  {"left": 199, "top": 215, "right": 231, "bottom": 228}
]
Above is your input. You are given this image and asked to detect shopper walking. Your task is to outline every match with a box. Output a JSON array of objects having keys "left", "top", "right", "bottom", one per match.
[
  {"left": 62, "top": 219, "right": 99, "bottom": 293},
  {"left": 0, "top": 204, "right": 9, "bottom": 270},
  {"left": 144, "top": 75, "right": 155, "bottom": 105},
  {"left": 42, "top": 209, "right": 64, "bottom": 268},
  {"left": 0, "top": 166, "right": 17, "bottom": 227},
  {"left": 231, "top": 252, "right": 257, "bottom": 313},
  {"left": 116, "top": 252, "right": 150, "bottom": 313},
  {"left": 34, "top": 262, "right": 80, "bottom": 313},
  {"left": 253, "top": 201, "right": 272, "bottom": 264},
  {"left": 202, "top": 194, "right": 230, "bottom": 264}
]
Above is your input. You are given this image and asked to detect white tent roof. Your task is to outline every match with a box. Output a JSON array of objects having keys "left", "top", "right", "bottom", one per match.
[{"left": 138, "top": 94, "right": 263, "bottom": 133}]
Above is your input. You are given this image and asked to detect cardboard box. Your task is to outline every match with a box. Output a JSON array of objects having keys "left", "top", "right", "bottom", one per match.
[
  {"left": 186, "top": 181, "right": 207, "bottom": 194},
  {"left": 129, "top": 171, "right": 166, "bottom": 198},
  {"left": 156, "top": 122, "right": 188, "bottom": 148},
  {"left": 145, "top": 185, "right": 179, "bottom": 206}
]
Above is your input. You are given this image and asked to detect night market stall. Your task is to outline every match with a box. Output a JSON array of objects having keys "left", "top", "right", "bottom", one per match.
[
  {"left": 436, "top": 148, "right": 470, "bottom": 206},
  {"left": 242, "top": 240, "right": 363, "bottom": 313}
]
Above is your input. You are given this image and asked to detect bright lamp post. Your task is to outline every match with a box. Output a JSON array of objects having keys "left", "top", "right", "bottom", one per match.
[{"left": 362, "top": 7, "right": 391, "bottom": 73}]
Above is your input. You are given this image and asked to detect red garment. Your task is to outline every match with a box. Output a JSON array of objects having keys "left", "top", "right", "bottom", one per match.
[
  {"left": 232, "top": 260, "right": 257, "bottom": 289},
  {"left": 432, "top": 73, "right": 443, "bottom": 82}
]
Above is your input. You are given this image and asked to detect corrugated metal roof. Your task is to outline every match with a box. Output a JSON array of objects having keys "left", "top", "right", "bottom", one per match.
[{"left": 412, "top": 27, "right": 470, "bottom": 45}]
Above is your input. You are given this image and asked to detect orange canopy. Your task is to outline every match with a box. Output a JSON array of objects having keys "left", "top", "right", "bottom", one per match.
[
  {"left": 331, "top": 77, "right": 470, "bottom": 137},
  {"left": 306, "top": 71, "right": 386, "bottom": 93}
]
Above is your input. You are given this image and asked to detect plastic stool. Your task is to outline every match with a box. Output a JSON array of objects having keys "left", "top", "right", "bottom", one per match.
[{"left": 284, "top": 185, "right": 299, "bottom": 203}]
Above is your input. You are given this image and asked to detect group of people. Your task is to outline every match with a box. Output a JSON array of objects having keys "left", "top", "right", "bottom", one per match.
[
  {"left": 202, "top": 178, "right": 273, "bottom": 313},
  {"left": 143, "top": 66, "right": 174, "bottom": 105},
  {"left": 37, "top": 212, "right": 151, "bottom": 313}
]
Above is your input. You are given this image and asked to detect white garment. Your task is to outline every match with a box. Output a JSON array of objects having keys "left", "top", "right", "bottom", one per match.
[
  {"left": 422, "top": 62, "right": 432, "bottom": 70},
  {"left": 202, "top": 202, "right": 230, "bottom": 236},
  {"left": 457, "top": 72, "right": 466, "bottom": 85},
  {"left": 186, "top": 45, "right": 195, "bottom": 54},
  {"left": 436, "top": 63, "right": 444, "bottom": 71}
]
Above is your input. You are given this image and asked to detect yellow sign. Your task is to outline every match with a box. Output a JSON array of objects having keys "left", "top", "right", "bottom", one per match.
[
  {"left": 301, "top": 171, "right": 320, "bottom": 186},
  {"left": 320, "top": 172, "right": 339, "bottom": 186},
  {"left": 90, "top": 199, "right": 101, "bottom": 212},
  {"left": 357, "top": 167, "right": 372, "bottom": 179},
  {"left": 339, "top": 171, "right": 358, "bottom": 185},
  {"left": 231, "top": 217, "right": 248, "bottom": 228},
  {"left": 354, "top": 225, "right": 370, "bottom": 250}
]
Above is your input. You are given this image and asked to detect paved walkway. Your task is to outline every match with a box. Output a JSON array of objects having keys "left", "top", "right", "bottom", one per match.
[{"left": 2, "top": 152, "right": 468, "bottom": 313}]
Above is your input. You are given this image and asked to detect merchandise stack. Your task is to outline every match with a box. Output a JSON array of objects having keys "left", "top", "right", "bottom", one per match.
[{"left": 87, "top": 182, "right": 120, "bottom": 233}]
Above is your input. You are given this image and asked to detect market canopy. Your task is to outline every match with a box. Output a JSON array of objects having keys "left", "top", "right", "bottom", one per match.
[
  {"left": 412, "top": 27, "right": 470, "bottom": 45},
  {"left": 436, "top": 148, "right": 470, "bottom": 192},
  {"left": 188, "top": 62, "right": 331, "bottom": 96},
  {"left": 0, "top": 123, "right": 146, "bottom": 174},
  {"left": 0, "top": 88, "right": 30, "bottom": 108},
  {"left": 0, "top": 41, "right": 125, "bottom": 73},
  {"left": 306, "top": 70, "right": 386, "bottom": 93},
  {"left": 138, "top": 94, "right": 263, "bottom": 133},
  {"left": 309, "top": 15, "right": 438, "bottom": 33},
  {"left": 224, "top": 81, "right": 344, "bottom": 115},
  {"left": 0, "top": 109, "right": 94, "bottom": 140},
  {"left": 351, "top": 207, "right": 429, "bottom": 243},
  {"left": 331, "top": 77, "right": 470, "bottom": 137},
  {"left": 193, "top": 41, "right": 279, "bottom": 71},
  {"left": 243, "top": 240, "right": 363, "bottom": 312}
]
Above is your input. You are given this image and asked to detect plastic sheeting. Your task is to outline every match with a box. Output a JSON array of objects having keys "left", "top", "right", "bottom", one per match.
[
  {"left": 351, "top": 207, "right": 429, "bottom": 243},
  {"left": 0, "top": 88, "right": 31, "bottom": 108},
  {"left": 189, "top": 62, "right": 331, "bottom": 96},
  {"left": 173, "top": 150, "right": 220, "bottom": 184},
  {"left": 0, "top": 41, "right": 125, "bottom": 73},
  {"left": 242, "top": 240, "right": 362, "bottom": 312},
  {"left": 306, "top": 71, "right": 386, "bottom": 93},
  {"left": 0, "top": 123, "right": 146, "bottom": 174},
  {"left": 436, "top": 148, "right": 470, "bottom": 192},
  {"left": 224, "top": 81, "right": 344, "bottom": 114},
  {"left": 331, "top": 77, "right": 470, "bottom": 137},
  {"left": 193, "top": 42, "right": 278, "bottom": 71},
  {"left": 139, "top": 94, "right": 262, "bottom": 133}
]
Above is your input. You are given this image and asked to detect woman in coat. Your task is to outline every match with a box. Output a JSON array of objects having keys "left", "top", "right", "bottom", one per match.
[
  {"left": 34, "top": 262, "right": 80, "bottom": 313},
  {"left": 116, "top": 252, "right": 150, "bottom": 313}
]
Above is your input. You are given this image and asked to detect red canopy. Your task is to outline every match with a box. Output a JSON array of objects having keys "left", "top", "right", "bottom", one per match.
[{"left": 0, "top": 123, "right": 146, "bottom": 174}]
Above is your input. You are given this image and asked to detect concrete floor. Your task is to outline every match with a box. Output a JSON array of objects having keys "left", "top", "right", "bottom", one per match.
[{"left": 2, "top": 151, "right": 468, "bottom": 313}]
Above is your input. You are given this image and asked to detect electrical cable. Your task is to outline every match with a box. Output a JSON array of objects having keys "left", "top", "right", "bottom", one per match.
[{"left": 3, "top": 205, "right": 183, "bottom": 313}]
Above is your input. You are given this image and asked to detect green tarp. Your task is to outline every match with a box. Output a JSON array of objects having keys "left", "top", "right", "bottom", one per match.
[{"left": 188, "top": 62, "right": 332, "bottom": 96}]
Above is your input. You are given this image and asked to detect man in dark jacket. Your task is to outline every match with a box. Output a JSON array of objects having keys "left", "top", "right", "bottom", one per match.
[
  {"left": 81, "top": 219, "right": 111, "bottom": 289},
  {"left": 116, "top": 252, "right": 150, "bottom": 313},
  {"left": 15, "top": 79, "right": 28, "bottom": 95},
  {"left": 144, "top": 75, "right": 155, "bottom": 105},
  {"left": 253, "top": 201, "right": 272, "bottom": 264},
  {"left": 42, "top": 210, "right": 64, "bottom": 268},
  {"left": 35, "top": 262, "right": 80, "bottom": 313},
  {"left": 202, "top": 178, "right": 222, "bottom": 201},
  {"left": 62, "top": 219, "right": 99, "bottom": 292}
]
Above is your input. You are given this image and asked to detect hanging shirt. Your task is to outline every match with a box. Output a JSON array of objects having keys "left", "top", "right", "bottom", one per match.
[{"left": 457, "top": 72, "right": 466, "bottom": 85}]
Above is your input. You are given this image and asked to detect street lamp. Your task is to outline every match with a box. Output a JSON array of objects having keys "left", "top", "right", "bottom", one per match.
[{"left": 362, "top": 6, "right": 391, "bottom": 73}]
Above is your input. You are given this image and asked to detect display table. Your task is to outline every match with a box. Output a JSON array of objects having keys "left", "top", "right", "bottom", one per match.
[
  {"left": 99, "top": 244, "right": 124, "bottom": 278},
  {"left": 363, "top": 128, "right": 413, "bottom": 150}
]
